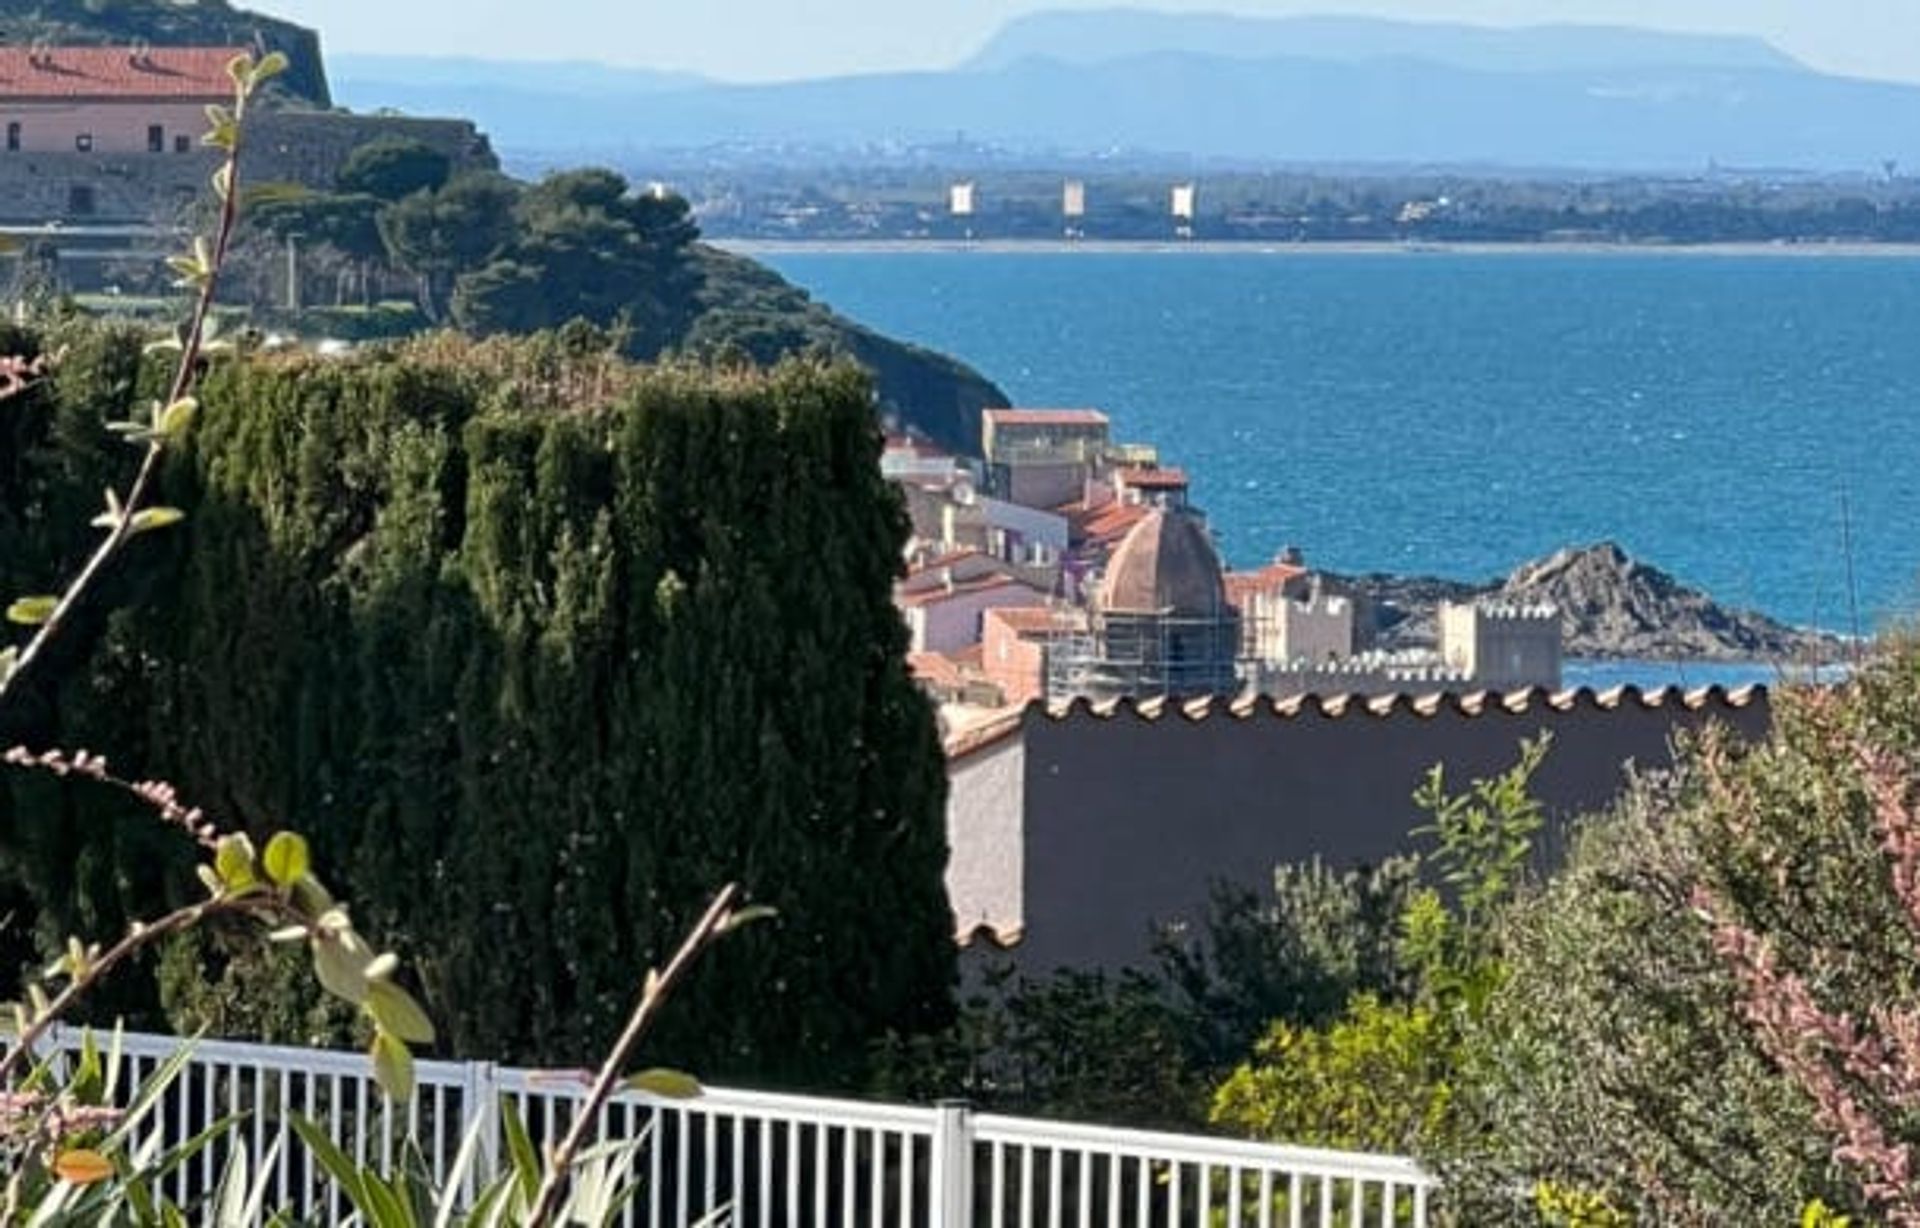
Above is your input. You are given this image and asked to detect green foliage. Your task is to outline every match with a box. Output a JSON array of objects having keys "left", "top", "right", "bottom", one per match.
[
  {"left": 1206, "top": 739, "right": 1550, "bottom": 1168},
  {"left": 378, "top": 173, "right": 524, "bottom": 319},
  {"left": 1210, "top": 994, "right": 1453, "bottom": 1155},
  {"left": 0, "top": 325, "right": 953, "bottom": 1088},
  {"left": 1435, "top": 658, "right": 1920, "bottom": 1223},
  {"left": 879, "top": 856, "right": 1421, "bottom": 1130},
  {"left": 337, "top": 137, "right": 454, "bottom": 202},
  {"left": 875, "top": 965, "right": 1206, "bottom": 1127},
  {"left": 0, "top": 1030, "right": 276, "bottom": 1224},
  {"left": 1162, "top": 856, "right": 1419, "bottom": 1069},
  {"left": 451, "top": 170, "right": 701, "bottom": 355},
  {"left": 250, "top": 190, "right": 388, "bottom": 262}
]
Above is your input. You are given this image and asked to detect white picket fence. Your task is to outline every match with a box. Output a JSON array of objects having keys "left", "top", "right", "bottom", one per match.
[{"left": 30, "top": 1025, "right": 1436, "bottom": 1227}]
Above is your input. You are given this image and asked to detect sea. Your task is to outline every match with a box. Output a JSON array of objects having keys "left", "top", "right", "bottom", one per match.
[{"left": 759, "top": 247, "right": 1920, "bottom": 688}]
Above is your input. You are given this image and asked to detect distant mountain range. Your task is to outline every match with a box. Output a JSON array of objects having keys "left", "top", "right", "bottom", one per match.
[{"left": 328, "top": 10, "right": 1920, "bottom": 172}]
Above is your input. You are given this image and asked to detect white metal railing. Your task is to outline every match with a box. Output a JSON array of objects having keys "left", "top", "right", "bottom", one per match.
[{"left": 28, "top": 1025, "right": 1436, "bottom": 1226}]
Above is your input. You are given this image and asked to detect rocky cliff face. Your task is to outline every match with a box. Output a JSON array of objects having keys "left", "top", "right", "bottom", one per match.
[{"left": 1333, "top": 542, "right": 1840, "bottom": 662}]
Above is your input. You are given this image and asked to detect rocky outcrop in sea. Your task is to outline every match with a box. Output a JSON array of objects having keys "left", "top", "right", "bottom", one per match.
[{"left": 1329, "top": 541, "right": 1843, "bottom": 663}]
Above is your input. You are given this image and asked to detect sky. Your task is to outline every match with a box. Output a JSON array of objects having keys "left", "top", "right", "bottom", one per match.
[{"left": 264, "top": 0, "right": 1920, "bottom": 85}]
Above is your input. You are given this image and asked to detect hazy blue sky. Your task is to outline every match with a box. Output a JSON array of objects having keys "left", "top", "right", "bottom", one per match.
[{"left": 267, "top": 0, "right": 1920, "bottom": 85}]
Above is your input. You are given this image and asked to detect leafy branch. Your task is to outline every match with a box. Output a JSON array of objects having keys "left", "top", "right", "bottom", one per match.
[
  {"left": 0, "top": 49, "right": 287, "bottom": 705},
  {"left": 0, "top": 746, "right": 432, "bottom": 1102}
]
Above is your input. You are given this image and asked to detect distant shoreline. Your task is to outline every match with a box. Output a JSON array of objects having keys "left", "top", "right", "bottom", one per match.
[{"left": 716, "top": 238, "right": 1920, "bottom": 258}]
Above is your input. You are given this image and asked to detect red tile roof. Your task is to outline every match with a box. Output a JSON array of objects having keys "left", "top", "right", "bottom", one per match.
[
  {"left": 0, "top": 47, "right": 247, "bottom": 101},
  {"left": 984, "top": 408, "right": 1110, "bottom": 427},
  {"left": 1223, "top": 562, "right": 1307, "bottom": 607}
]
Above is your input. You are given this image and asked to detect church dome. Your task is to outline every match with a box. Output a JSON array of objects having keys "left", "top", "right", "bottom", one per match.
[{"left": 1100, "top": 508, "right": 1229, "bottom": 615}]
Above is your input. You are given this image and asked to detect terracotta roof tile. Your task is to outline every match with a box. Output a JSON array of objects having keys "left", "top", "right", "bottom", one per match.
[
  {"left": 984, "top": 408, "right": 1109, "bottom": 427},
  {"left": 1031, "top": 683, "right": 1768, "bottom": 725},
  {"left": 0, "top": 46, "right": 247, "bottom": 100}
]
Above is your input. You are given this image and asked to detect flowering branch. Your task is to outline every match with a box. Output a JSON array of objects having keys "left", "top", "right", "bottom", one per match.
[{"left": 1696, "top": 739, "right": 1920, "bottom": 1225}]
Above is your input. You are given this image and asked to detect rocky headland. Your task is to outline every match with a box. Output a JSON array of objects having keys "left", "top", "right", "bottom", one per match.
[{"left": 1328, "top": 541, "right": 1844, "bottom": 663}]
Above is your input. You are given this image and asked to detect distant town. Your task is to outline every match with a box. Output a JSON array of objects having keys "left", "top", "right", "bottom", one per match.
[{"left": 888, "top": 405, "right": 1564, "bottom": 740}]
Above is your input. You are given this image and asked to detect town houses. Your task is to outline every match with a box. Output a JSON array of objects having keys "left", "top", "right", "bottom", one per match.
[{"left": 889, "top": 405, "right": 1565, "bottom": 731}]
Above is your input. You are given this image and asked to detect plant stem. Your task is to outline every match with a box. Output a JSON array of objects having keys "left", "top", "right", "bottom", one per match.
[
  {"left": 0, "top": 91, "right": 250, "bottom": 710},
  {"left": 0, "top": 897, "right": 243, "bottom": 1086},
  {"left": 522, "top": 882, "right": 739, "bottom": 1228}
]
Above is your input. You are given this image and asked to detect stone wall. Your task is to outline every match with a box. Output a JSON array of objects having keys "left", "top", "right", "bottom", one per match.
[
  {"left": 949, "top": 685, "right": 1771, "bottom": 973},
  {"left": 0, "top": 109, "right": 495, "bottom": 226}
]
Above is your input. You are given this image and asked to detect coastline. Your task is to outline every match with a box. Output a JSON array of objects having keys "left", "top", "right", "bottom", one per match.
[{"left": 717, "top": 238, "right": 1920, "bottom": 258}]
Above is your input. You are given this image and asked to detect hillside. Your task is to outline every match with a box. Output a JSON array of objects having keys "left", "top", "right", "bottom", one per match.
[
  {"left": 0, "top": 0, "right": 331, "bottom": 106},
  {"left": 686, "top": 246, "right": 1007, "bottom": 450}
]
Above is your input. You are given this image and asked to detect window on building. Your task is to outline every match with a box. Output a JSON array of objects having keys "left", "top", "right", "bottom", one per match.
[
  {"left": 67, "top": 185, "right": 95, "bottom": 216},
  {"left": 147, "top": 125, "right": 164, "bottom": 153},
  {"left": 5, "top": 123, "right": 19, "bottom": 153},
  {"left": 173, "top": 134, "right": 190, "bottom": 154},
  {"left": 74, "top": 133, "right": 93, "bottom": 153}
]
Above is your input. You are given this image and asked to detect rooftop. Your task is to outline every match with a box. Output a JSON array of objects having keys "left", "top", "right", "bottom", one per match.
[
  {"left": 0, "top": 46, "right": 247, "bottom": 101},
  {"left": 896, "top": 573, "right": 1025, "bottom": 609},
  {"left": 946, "top": 683, "right": 1769, "bottom": 761},
  {"left": 984, "top": 408, "right": 1110, "bottom": 428},
  {"left": 1101, "top": 508, "right": 1230, "bottom": 616}
]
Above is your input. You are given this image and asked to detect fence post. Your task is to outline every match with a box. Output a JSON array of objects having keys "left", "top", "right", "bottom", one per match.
[
  {"left": 932, "top": 1099, "right": 974, "bottom": 1228},
  {"left": 461, "top": 1060, "right": 499, "bottom": 1203}
]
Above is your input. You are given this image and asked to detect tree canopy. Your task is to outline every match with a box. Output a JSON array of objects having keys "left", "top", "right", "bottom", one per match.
[{"left": 0, "top": 322, "right": 956, "bottom": 1087}]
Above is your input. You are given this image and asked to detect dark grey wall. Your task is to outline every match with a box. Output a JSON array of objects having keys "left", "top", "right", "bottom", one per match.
[{"left": 1012, "top": 688, "right": 1770, "bottom": 972}]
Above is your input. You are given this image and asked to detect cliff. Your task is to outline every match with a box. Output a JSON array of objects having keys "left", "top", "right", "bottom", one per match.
[
  {"left": 1, "top": 0, "right": 331, "bottom": 108},
  {"left": 1332, "top": 542, "right": 1841, "bottom": 663}
]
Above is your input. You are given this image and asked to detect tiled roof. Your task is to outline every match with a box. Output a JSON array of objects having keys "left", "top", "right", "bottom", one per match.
[
  {"left": 895, "top": 574, "right": 1022, "bottom": 608},
  {"left": 907, "top": 652, "right": 967, "bottom": 690},
  {"left": 942, "top": 705, "right": 1025, "bottom": 760},
  {"left": 957, "top": 922, "right": 1025, "bottom": 949},
  {"left": 0, "top": 46, "right": 246, "bottom": 100},
  {"left": 1070, "top": 501, "right": 1152, "bottom": 550},
  {"left": 944, "top": 683, "right": 1768, "bottom": 760},
  {"left": 984, "top": 408, "right": 1110, "bottom": 427},
  {"left": 1223, "top": 562, "right": 1308, "bottom": 606}
]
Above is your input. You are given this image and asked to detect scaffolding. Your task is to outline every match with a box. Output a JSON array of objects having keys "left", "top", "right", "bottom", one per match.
[{"left": 1044, "top": 606, "right": 1246, "bottom": 703}]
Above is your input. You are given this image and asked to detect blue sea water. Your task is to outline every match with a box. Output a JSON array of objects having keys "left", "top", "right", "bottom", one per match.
[{"left": 760, "top": 249, "right": 1920, "bottom": 639}]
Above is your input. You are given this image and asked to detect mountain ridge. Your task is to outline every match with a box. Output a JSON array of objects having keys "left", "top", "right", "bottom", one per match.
[
  {"left": 963, "top": 10, "right": 1807, "bottom": 76},
  {"left": 322, "top": 14, "right": 1918, "bottom": 172}
]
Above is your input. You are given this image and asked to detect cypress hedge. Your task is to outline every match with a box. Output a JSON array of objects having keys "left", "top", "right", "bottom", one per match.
[{"left": 0, "top": 322, "right": 955, "bottom": 1087}]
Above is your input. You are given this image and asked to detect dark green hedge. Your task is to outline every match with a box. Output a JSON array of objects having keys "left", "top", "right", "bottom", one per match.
[{"left": 0, "top": 323, "right": 954, "bottom": 1087}]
